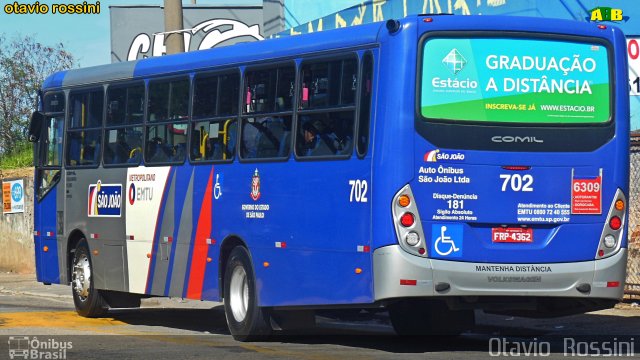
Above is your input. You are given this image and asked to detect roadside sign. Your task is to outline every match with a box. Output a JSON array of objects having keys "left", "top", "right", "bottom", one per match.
[{"left": 3, "top": 179, "right": 25, "bottom": 214}]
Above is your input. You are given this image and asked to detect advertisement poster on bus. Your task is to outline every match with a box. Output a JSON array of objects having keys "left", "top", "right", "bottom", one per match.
[
  {"left": 420, "top": 38, "right": 611, "bottom": 124},
  {"left": 2, "top": 179, "right": 25, "bottom": 214}
]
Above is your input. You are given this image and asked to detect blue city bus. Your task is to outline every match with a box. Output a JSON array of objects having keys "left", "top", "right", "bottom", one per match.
[{"left": 28, "top": 15, "right": 629, "bottom": 340}]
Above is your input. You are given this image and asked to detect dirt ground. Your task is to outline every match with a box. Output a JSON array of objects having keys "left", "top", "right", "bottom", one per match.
[{"left": 0, "top": 167, "right": 34, "bottom": 180}]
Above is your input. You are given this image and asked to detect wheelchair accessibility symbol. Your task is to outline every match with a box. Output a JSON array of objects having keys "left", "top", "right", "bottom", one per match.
[{"left": 432, "top": 224, "right": 463, "bottom": 257}]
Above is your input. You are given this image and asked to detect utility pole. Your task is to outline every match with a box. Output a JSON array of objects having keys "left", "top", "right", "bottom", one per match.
[{"left": 164, "top": 0, "right": 185, "bottom": 54}]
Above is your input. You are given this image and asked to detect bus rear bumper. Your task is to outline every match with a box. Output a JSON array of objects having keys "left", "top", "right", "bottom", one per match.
[{"left": 373, "top": 245, "right": 626, "bottom": 302}]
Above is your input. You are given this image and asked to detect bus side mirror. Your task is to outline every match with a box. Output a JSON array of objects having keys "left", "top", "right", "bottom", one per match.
[{"left": 28, "top": 111, "right": 44, "bottom": 142}]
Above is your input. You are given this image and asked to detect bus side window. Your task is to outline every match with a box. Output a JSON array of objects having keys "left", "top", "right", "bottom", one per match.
[
  {"left": 66, "top": 89, "right": 103, "bottom": 167},
  {"left": 149, "top": 78, "right": 189, "bottom": 122},
  {"left": 241, "top": 65, "right": 294, "bottom": 160},
  {"left": 144, "top": 77, "right": 189, "bottom": 165},
  {"left": 296, "top": 56, "right": 357, "bottom": 158},
  {"left": 105, "top": 83, "right": 145, "bottom": 166},
  {"left": 191, "top": 71, "right": 240, "bottom": 163},
  {"left": 357, "top": 52, "right": 373, "bottom": 157}
]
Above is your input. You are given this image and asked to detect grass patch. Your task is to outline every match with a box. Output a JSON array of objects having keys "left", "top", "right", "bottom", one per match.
[{"left": 0, "top": 143, "right": 33, "bottom": 170}]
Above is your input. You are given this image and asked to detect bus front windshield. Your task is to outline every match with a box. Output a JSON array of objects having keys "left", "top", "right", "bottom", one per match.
[{"left": 420, "top": 37, "right": 611, "bottom": 124}]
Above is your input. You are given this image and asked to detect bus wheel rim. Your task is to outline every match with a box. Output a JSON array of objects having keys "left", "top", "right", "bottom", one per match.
[
  {"left": 230, "top": 266, "right": 249, "bottom": 322},
  {"left": 72, "top": 253, "right": 91, "bottom": 301}
]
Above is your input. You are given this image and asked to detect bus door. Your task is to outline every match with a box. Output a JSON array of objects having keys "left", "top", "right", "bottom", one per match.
[{"left": 31, "top": 92, "right": 65, "bottom": 284}]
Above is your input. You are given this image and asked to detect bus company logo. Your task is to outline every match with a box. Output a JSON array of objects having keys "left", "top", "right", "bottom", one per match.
[
  {"left": 424, "top": 149, "right": 465, "bottom": 162},
  {"left": 128, "top": 182, "right": 153, "bottom": 206},
  {"left": 129, "top": 183, "right": 136, "bottom": 205},
  {"left": 587, "top": 7, "right": 629, "bottom": 23},
  {"left": 88, "top": 181, "right": 122, "bottom": 217},
  {"left": 250, "top": 169, "right": 261, "bottom": 201},
  {"left": 8, "top": 336, "right": 72, "bottom": 360},
  {"left": 442, "top": 48, "right": 467, "bottom": 75}
]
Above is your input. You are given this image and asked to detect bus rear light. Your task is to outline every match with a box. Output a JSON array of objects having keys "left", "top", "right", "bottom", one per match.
[
  {"left": 597, "top": 24, "right": 607, "bottom": 30},
  {"left": 400, "top": 279, "right": 417, "bottom": 286},
  {"left": 597, "top": 189, "right": 626, "bottom": 260},
  {"left": 603, "top": 235, "right": 616, "bottom": 248},
  {"left": 423, "top": 17, "right": 433, "bottom": 23},
  {"left": 502, "top": 166, "right": 531, "bottom": 171},
  {"left": 393, "top": 185, "right": 427, "bottom": 257},
  {"left": 609, "top": 216, "right": 621, "bottom": 230},
  {"left": 400, "top": 212, "right": 415, "bottom": 227},
  {"left": 398, "top": 195, "right": 411, "bottom": 207},
  {"left": 43, "top": 246, "right": 49, "bottom": 252},
  {"left": 405, "top": 232, "right": 420, "bottom": 246},
  {"left": 607, "top": 281, "right": 620, "bottom": 288}
]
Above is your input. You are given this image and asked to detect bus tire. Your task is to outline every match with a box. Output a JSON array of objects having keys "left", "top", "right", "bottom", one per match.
[
  {"left": 71, "top": 239, "right": 108, "bottom": 317},
  {"left": 388, "top": 299, "right": 474, "bottom": 336},
  {"left": 223, "top": 246, "right": 272, "bottom": 341}
]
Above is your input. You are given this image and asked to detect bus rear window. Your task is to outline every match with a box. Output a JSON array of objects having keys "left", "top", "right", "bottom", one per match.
[{"left": 420, "top": 37, "right": 611, "bottom": 124}]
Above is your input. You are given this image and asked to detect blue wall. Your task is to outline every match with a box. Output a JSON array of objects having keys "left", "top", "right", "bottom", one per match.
[{"left": 283, "top": 0, "right": 640, "bottom": 130}]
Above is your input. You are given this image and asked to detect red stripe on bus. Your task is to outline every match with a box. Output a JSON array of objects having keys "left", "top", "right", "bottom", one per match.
[{"left": 186, "top": 168, "right": 214, "bottom": 300}]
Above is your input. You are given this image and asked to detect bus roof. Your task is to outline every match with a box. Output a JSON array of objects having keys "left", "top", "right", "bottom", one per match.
[
  {"left": 43, "top": 14, "right": 623, "bottom": 91},
  {"left": 42, "top": 21, "right": 384, "bottom": 90}
]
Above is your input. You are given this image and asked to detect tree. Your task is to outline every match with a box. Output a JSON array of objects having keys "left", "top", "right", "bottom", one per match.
[{"left": 0, "top": 35, "right": 75, "bottom": 155}]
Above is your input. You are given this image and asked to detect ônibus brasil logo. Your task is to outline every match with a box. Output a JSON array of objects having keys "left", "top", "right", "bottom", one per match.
[
  {"left": 442, "top": 48, "right": 467, "bottom": 75},
  {"left": 250, "top": 168, "right": 261, "bottom": 201}
]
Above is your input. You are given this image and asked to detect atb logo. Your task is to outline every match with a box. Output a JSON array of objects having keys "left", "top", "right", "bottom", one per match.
[
  {"left": 442, "top": 49, "right": 467, "bottom": 75},
  {"left": 588, "top": 7, "right": 629, "bottom": 23},
  {"left": 8, "top": 336, "right": 72, "bottom": 359},
  {"left": 432, "top": 224, "right": 463, "bottom": 257}
]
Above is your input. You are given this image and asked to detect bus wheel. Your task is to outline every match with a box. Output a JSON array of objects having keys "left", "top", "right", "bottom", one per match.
[
  {"left": 71, "top": 239, "right": 108, "bottom": 317},
  {"left": 388, "top": 299, "right": 474, "bottom": 336},
  {"left": 223, "top": 246, "right": 272, "bottom": 341}
]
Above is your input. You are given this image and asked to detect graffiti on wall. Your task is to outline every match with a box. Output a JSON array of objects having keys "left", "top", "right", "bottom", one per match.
[
  {"left": 128, "top": 19, "right": 264, "bottom": 61},
  {"left": 279, "top": 0, "right": 511, "bottom": 37}
]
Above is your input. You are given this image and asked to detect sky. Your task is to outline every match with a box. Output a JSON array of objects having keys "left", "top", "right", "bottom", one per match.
[
  {"left": 1, "top": 0, "right": 163, "bottom": 67},
  {"left": 0, "top": 0, "right": 252, "bottom": 67}
]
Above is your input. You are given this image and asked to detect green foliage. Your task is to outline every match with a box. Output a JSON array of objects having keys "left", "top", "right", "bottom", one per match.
[
  {"left": 0, "top": 34, "right": 75, "bottom": 155},
  {"left": 0, "top": 142, "right": 33, "bottom": 169}
]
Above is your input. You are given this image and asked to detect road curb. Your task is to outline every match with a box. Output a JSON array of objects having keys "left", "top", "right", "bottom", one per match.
[{"left": 0, "top": 288, "right": 72, "bottom": 300}]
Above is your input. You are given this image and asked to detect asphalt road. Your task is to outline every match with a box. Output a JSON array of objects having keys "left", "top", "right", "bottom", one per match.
[{"left": 1, "top": 273, "right": 639, "bottom": 359}]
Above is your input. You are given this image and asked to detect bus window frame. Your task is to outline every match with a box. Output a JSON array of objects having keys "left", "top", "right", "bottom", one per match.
[
  {"left": 416, "top": 31, "right": 616, "bottom": 128},
  {"left": 65, "top": 86, "right": 105, "bottom": 170},
  {"left": 143, "top": 75, "right": 191, "bottom": 167},
  {"left": 239, "top": 61, "right": 297, "bottom": 163},
  {"left": 189, "top": 68, "right": 241, "bottom": 165},
  {"left": 36, "top": 90, "right": 67, "bottom": 201},
  {"left": 355, "top": 50, "right": 375, "bottom": 159},
  {"left": 103, "top": 81, "right": 146, "bottom": 168},
  {"left": 294, "top": 53, "right": 359, "bottom": 162}
]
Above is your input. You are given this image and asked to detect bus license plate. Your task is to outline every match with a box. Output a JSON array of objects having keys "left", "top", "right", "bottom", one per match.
[{"left": 492, "top": 228, "right": 533, "bottom": 243}]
